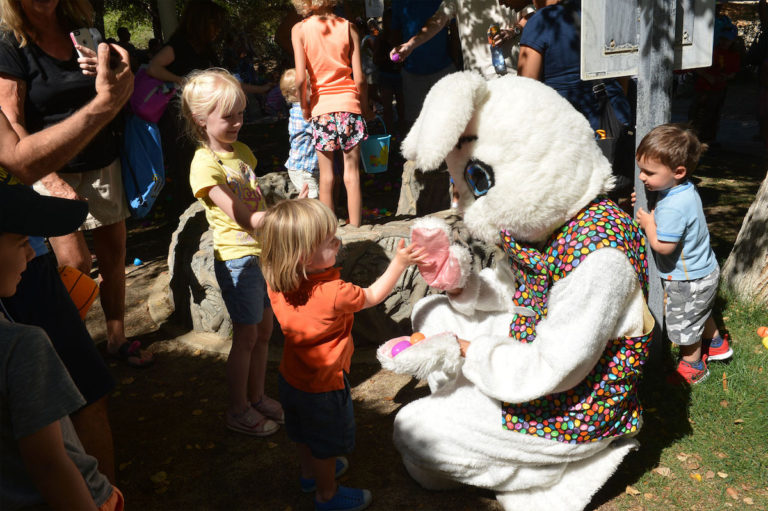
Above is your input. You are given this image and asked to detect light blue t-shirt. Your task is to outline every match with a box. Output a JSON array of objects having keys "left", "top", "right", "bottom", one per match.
[{"left": 654, "top": 180, "right": 717, "bottom": 280}]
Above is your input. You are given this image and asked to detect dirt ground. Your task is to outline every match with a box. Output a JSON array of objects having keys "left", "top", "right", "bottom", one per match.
[{"left": 82, "top": 76, "right": 766, "bottom": 510}]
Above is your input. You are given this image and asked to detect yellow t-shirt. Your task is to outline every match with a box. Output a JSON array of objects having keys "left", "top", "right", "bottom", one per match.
[{"left": 189, "top": 142, "right": 266, "bottom": 261}]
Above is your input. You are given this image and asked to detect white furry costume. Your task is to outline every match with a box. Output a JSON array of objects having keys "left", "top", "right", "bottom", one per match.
[{"left": 378, "top": 73, "right": 654, "bottom": 510}]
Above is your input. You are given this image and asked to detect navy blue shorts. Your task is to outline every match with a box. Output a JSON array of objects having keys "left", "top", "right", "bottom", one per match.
[
  {"left": 214, "top": 255, "right": 270, "bottom": 325},
  {"left": 278, "top": 372, "right": 355, "bottom": 459},
  {"left": 0, "top": 253, "right": 115, "bottom": 406}
]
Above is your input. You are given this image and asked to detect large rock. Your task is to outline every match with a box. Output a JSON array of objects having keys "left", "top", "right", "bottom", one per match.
[
  {"left": 165, "top": 171, "right": 495, "bottom": 347},
  {"left": 396, "top": 160, "right": 452, "bottom": 216}
]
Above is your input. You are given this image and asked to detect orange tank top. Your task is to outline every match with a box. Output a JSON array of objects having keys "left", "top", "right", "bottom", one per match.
[{"left": 301, "top": 15, "right": 362, "bottom": 117}]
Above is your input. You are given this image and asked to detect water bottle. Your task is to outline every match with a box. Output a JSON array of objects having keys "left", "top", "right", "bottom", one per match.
[{"left": 488, "top": 24, "right": 507, "bottom": 76}]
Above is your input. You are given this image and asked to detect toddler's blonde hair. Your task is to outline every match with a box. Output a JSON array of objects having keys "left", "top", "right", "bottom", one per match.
[
  {"left": 291, "top": 0, "right": 339, "bottom": 16},
  {"left": 181, "top": 68, "right": 246, "bottom": 145},
  {"left": 260, "top": 199, "right": 338, "bottom": 294},
  {"left": 279, "top": 69, "right": 299, "bottom": 103}
]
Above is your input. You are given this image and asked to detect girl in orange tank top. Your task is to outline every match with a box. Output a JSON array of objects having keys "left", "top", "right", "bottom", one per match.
[{"left": 291, "top": 0, "right": 374, "bottom": 227}]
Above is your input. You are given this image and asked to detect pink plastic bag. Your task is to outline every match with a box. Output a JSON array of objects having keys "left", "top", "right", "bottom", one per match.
[{"left": 129, "top": 67, "right": 177, "bottom": 123}]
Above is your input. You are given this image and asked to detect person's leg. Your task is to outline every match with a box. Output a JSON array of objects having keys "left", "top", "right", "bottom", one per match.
[
  {"left": 312, "top": 455, "right": 339, "bottom": 502},
  {"left": 247, "top": 307, "right": 274, "bottom": 402},
  {"left": 48, "top": 231, "right": 91, "bottom": 275},
  {"left": 679, "top": 341, "right": 703, "bottom": 364},
  {"left": 228, "top": 322, "right": 259, "bottom": 414},
  {"left": 70, "top": 396, "right": 115, "bottom": 483},
  {"left": 317, "top": 150, "right": 336, "bottom": 214},
  {"left": 702, "top": 316, "right": 720, "bottom": 340},
  {"left": 342, "top": 145, "right": 362, "bottom": 227}
]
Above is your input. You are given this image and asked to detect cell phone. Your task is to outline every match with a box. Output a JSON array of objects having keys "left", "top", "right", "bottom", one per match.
[{"left": 69, "top": 28, "right": 103, "bottom": 58}]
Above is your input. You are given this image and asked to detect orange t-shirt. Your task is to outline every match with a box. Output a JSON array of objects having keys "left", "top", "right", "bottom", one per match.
[
  {"left": 269, "top": 267, "right": 366, "bottom": 392},
  {"left": 300, "top": 15, "right": 362, "bottom": 117}
]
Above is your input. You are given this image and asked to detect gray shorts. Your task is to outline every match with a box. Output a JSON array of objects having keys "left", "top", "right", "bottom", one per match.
[{"left": 662, "top": 266, "right": 719, "bottom": 346}]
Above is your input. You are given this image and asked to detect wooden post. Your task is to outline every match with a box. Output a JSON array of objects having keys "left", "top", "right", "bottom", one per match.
[{"left": 635, "top": 0, "right": 677, "bottom": 356}]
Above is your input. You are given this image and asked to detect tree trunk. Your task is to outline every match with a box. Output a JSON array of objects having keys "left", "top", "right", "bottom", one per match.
[{"left": 721, "top": 170, "right": 768, "bottom": 306}]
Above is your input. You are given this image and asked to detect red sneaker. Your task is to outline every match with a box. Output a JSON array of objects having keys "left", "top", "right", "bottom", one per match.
[
  {"left": 704, "top": 333, "right": 733, "bottom": 362},
  {"left": 668, "top": 358, "right": 709, "bottom": 385}
]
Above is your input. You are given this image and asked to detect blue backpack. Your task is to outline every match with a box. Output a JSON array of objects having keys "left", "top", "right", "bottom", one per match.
[{"left": 121, "top": 113, "right": 165, "bottom": 218}]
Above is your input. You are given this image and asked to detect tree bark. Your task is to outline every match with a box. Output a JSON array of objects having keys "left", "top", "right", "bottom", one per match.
[{"left": 721, "top": 170, "right": 768, "bottom": 306}]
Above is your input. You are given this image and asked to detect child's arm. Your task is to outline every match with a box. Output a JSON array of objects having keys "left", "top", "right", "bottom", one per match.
[
  {"left": 208, "top": 184, "right": 266, "bottom": 232},
  {"left": 291, "top": 24, "right": 311, "bottom": 120},
  {"left": 636, "top": 207, "right": 678, "bottom": 255},
  {"left": 363, "top": 240, "right": 427, "bottom": 308},
  {"left": 349, "top": 24, "right": 374, "bottom": 120},
  {"left": 207, "top": 183, "right": 309, "bottom": 232},
  {"left": 18, "top": 422, "right": 99, "bottom": 510}
]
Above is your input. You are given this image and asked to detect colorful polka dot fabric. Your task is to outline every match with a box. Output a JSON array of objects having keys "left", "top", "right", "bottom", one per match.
[{"left": 499, "top": 197, "right": 652, "bottom": 444}]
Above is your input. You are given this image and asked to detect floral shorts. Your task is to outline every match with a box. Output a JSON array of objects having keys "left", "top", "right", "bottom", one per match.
[{"left": 311, "top": 112, "right": 367, "bottom": 152}]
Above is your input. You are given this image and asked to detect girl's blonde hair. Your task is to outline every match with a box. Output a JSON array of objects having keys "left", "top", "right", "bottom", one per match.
[
  {"left": 0, "top": 0, "right": 93, "bottom": 47},
  {"left": 260, "top": 199, "right": 338, "bottom": 294},
  {"left": 181, "top": 68, "right": 246, "bottom": 145},
  {"left": 291, "top": 0, "right": 339, "bottom": 17},
  {"left": 279, "top": 68, "right": 299, "bottom": 103}
]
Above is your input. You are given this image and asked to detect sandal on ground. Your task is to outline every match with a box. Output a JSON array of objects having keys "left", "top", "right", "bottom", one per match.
[
  {"left": 109, "top": 340, "right": 154, "bottom": 369},
  {"left": 301, "top": 456, "right": 349, "bottom": 493},
  {"left": 226, "top": 407, "right": 279, "bottom": 437},
  {"left": 252, "top": 395, "right": 285, "bottom": 424}
]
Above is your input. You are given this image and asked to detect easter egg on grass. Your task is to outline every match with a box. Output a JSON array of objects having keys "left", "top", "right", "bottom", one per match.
[
  {"left": 757, "top": 326, "right": 768, "bottom": 338},
  {"left": 762, "top": 337, "right": 768, "bottom": 350}
]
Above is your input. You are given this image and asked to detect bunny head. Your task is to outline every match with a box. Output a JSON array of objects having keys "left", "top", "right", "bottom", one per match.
[{"left": 401, "top": 72, "right": 615, "bottom": 244}]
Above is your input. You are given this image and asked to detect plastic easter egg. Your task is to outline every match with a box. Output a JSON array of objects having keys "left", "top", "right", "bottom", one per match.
[
  {"left": 391, "top": 53, "right": 401, "bottom": 62},
  {"left": 762, "top": 337, "right": 768, "bottom": 350},
  {"left": 133, "top": 258, "right": 143, "bottom": 266},
  {"left": 758, "top": 326, "right": 768, "bottom": 337},
  {"left": 410, "top": 332, "right": 425, "bottom": 344},
  {"left": 391, "top": 340, "right": 412, "bottom": 357}
]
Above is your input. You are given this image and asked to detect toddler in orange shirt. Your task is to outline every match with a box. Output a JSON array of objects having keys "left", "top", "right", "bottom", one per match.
[{"left": 259, "top": 199, "right": 425, "bottom": 511}]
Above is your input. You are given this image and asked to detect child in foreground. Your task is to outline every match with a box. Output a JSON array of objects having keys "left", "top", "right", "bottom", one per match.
[
  {"left": 635, "top": 124, "right": 732, "bottom": 385},
  {"left": 291, "top": 0, "right": 374, "bottom": 226},
  {"left": 182, "top": 68, "right": 306, "bottom": 436},
  {"left": 280, "top": 68, "right": 320, "bottom": 199},
  {"left": 260, "top": 199, "right": 426, "bottom": 511},
  {"left": 0, "top": 185, "right": 123, "bottom": 510}
]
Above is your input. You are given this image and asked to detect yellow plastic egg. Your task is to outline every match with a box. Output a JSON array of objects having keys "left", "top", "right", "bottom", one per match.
[{"left": 762, "top": 337, "right": 768, "bottom": 350}]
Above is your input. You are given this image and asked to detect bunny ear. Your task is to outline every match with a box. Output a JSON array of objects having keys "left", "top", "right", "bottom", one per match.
[{"left": 401, "top": 71, "right": 489, "bottom": 171}]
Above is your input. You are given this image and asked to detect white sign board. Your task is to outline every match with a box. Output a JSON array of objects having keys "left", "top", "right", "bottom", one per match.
[
  {"left": 581, "top": 0, "right": 715, "bottom": 80},
  {"left": 365, "top": 0, "right": 384, "bottom": 18}
]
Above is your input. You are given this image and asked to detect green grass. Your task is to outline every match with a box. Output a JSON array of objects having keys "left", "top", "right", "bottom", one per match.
[{"left": 595, "top": 295, "right": 768, "bottom": 509}]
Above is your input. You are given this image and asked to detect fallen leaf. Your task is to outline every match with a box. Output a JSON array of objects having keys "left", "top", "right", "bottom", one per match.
[
  {"left": 383, "top": 396, "right": 394, "bottom": 401},
  {"left": 644, "top": 493, "right": 654, "bottom": 500},
  {"left": 744, "top": 497, "right": 754, "bottom": 505},
  {"left": 720, "top": 400, "right": 729, "bottom": 408},
  {"left": 718, "top": 472, "right": 729, "bottom": 478},
  {"left": 676, "top": 453, "right": 690, "bottom": 462},
  {"left": 734, "top": 419, "right": 745, "bottom": 425},
  {"left": 726, "top": 487, "right": 739, "bottom": 500},
  {"left": 150, "top": 471, "right": 167, "bottom": 484},
  {"left": 691, "top": 473, "right": 702, "bottom": 482},
  {"left": 705, "top": 471, "right": 715, "bottom": 479},
  {"left": 715, "top": 452, "right": 728, "bottom": 459},
  {"left": 193, "top": 349, "right": 202, "bottom": 356},
  {"left": 191, "top": 409, "right": 203, "bottom": 416},
  {"left": 625, "top": 485, "right": 641, "bottom": 496},
  {"left": 686, "top": 460, "right": 700, "bottom": 470},
  {"left": 653, "top": 467, "right": 671, "bottom": 477},
  {"left": 722, "top": 372, "right": 728, "bottom": 391}
]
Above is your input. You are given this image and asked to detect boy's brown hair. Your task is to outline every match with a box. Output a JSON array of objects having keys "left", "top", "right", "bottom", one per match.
[{"left": 636, "top": 123, "right": 706, "bottom": 176}]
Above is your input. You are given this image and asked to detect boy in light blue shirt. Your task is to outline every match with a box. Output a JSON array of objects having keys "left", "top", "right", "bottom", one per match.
[{"left": 635, "top": 124, "right": 732, "bottom": 385}]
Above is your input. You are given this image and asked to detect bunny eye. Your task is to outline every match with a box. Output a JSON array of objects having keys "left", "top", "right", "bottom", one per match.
[{"left": 464, "top": 160, "right": 494, "bottom": 198}]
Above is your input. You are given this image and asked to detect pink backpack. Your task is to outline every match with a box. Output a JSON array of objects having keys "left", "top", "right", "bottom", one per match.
[{"left": 129, "top": 67, "right": 177, "bottom": 123}]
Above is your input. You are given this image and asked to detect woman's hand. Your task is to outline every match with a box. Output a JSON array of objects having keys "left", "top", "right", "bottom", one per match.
[
  {"left": 75, "top": 44, "right": 98, "bottom": 76},
  {"left": 40, "top": 173, "right": 81, "bottom": 201}
]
